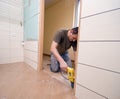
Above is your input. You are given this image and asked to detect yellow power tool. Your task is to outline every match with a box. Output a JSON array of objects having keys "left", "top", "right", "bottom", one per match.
[{"left": 67, "top": 67, "right": 75, "bottom": 88}]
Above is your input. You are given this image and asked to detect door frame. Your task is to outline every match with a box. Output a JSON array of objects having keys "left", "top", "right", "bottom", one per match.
[
  {"left": 38, "top": 0, "right": 81, "bottom": 93},
  {"left": 38, "top": 0, "right": 44, "bottom": 71}
]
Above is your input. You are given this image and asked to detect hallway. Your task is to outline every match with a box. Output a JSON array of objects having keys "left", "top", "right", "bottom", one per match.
[{"left": 0, "top": 58, "right": 75, "bottom": 99}]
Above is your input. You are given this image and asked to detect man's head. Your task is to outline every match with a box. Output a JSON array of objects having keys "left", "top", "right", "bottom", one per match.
[{"left": 68, "top": 27, "right": 78, "bottom": 41}]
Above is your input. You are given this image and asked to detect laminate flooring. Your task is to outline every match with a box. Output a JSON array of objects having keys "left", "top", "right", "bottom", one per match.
[{"left": 0, "top": 56, "right": 76, "bottom": 99}]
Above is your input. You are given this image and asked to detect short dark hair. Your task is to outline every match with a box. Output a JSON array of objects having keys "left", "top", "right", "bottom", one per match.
[{"left": 71, "top": 27, "right": 78, "bottom": 34}]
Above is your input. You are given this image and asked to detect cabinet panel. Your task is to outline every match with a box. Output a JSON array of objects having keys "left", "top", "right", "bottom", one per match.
[
  {"left": 81, "top": 0, "right": 120, "bottom": 17},
  {"left": 78, "top": 42, "right": 120, "bottom": 73},
  {"left": 76, "top": 84, "right": 106, "bottom": 99},
  {"left": 76, "top": 64, "right": 120, "bottom": 99},
  {"left": 80, "top": 10, "right": 120, "bottom": 40}
]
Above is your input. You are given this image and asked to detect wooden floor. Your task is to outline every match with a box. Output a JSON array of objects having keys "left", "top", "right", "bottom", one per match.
[{"left": 0, "top": 56, "right": 76, "bottom": 99}]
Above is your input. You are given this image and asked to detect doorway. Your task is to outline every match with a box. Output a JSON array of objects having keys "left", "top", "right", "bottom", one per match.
[
  {"left": 40, "top": 0, "right": 77, "bottom": 87},
  {"left": 38, "top": 0, "right": 80, "bottom": 70},
  {"left": 38, "top": 0, "right": 80, "bottom": 88},
  {"left": 42, "top": 0, "right": 76, "bottom": 69}
]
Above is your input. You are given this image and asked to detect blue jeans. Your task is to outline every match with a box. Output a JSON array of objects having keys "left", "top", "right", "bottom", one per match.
[{"left": 50, "top": 52, "right": 72, "bottom": 72}]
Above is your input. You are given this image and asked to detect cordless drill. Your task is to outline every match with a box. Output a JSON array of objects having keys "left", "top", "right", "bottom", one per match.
[{"left": 67, "top": 67, "right": 75, "bottom": 88}]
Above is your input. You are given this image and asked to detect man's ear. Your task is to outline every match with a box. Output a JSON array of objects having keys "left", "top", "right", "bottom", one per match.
[{"left": 70, "top": 30, "right": 73, "bottom": 35}]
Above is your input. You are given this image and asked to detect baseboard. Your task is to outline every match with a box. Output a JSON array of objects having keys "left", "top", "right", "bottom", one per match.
[{"left": 43, "top": 53, "right": 50, "bottom": 57}]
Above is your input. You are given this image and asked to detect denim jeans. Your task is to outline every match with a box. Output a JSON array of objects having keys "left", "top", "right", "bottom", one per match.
[{"left": 50, "top": 52, "right": 72, "bottom": 72}]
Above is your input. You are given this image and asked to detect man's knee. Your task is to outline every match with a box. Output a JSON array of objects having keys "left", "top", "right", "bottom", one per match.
[
  {"left": 50, "top": 54, "right": 60, "bottom": 72},
  {"left": 50, "top": 64, "right": 60, "bottom": 73}
]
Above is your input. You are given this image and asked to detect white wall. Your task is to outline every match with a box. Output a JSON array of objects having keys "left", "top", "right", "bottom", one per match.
[
  {"left": 24, "top": 0, "right": 40, "bottom": 70},
  {"left": 24, "top": 41, "right": 38, "bottom": 70},
  {"left": 75, "top": 0, "right": 120, "bottom": 99},
  {"left": 0, "top": 0, "right": 24, "bottom": 64}
]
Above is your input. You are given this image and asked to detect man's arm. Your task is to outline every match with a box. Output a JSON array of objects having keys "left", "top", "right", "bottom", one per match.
[{"left": 50, "top": 41, "right": 68, "bottom": 71}]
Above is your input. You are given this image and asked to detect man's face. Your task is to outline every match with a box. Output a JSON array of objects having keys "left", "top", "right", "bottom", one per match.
[{"left": 68, "top": 30, "right": 78, "bottom": 41}]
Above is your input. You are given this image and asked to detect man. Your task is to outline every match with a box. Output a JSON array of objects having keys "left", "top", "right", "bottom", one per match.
[{"left": 50, "top": 27, "right": 78, "bottom": 72}]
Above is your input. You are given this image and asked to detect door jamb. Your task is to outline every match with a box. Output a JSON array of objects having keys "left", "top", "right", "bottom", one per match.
[{"left": 38, "top": 0, "right": 44, "bottom": 72}]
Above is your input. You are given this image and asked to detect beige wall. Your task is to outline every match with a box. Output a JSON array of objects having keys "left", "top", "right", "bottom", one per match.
[
  {"left": 76, "top": 0, "right": 120, "bottom": 99},
  {"left": 43, "top": 0, "right": 75, "bottom": 60}
]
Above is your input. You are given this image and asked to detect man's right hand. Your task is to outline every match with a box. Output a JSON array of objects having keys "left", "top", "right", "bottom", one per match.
[{"left": 60, "top": 61, "right": 68, "bottom": 72}]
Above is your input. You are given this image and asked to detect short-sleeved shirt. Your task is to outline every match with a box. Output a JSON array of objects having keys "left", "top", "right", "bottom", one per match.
[{"left": 53, "top": 29, "right": 77, "bottom": 54}]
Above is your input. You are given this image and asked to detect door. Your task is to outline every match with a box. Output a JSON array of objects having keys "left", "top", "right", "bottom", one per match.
[{"left": 0, "top": 0, "right": 24, "bottom": 64}]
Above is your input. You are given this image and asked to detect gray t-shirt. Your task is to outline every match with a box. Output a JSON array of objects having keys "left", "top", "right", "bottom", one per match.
[{"left": 53, "top": 29, "right": 77, "bottom": 54}]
